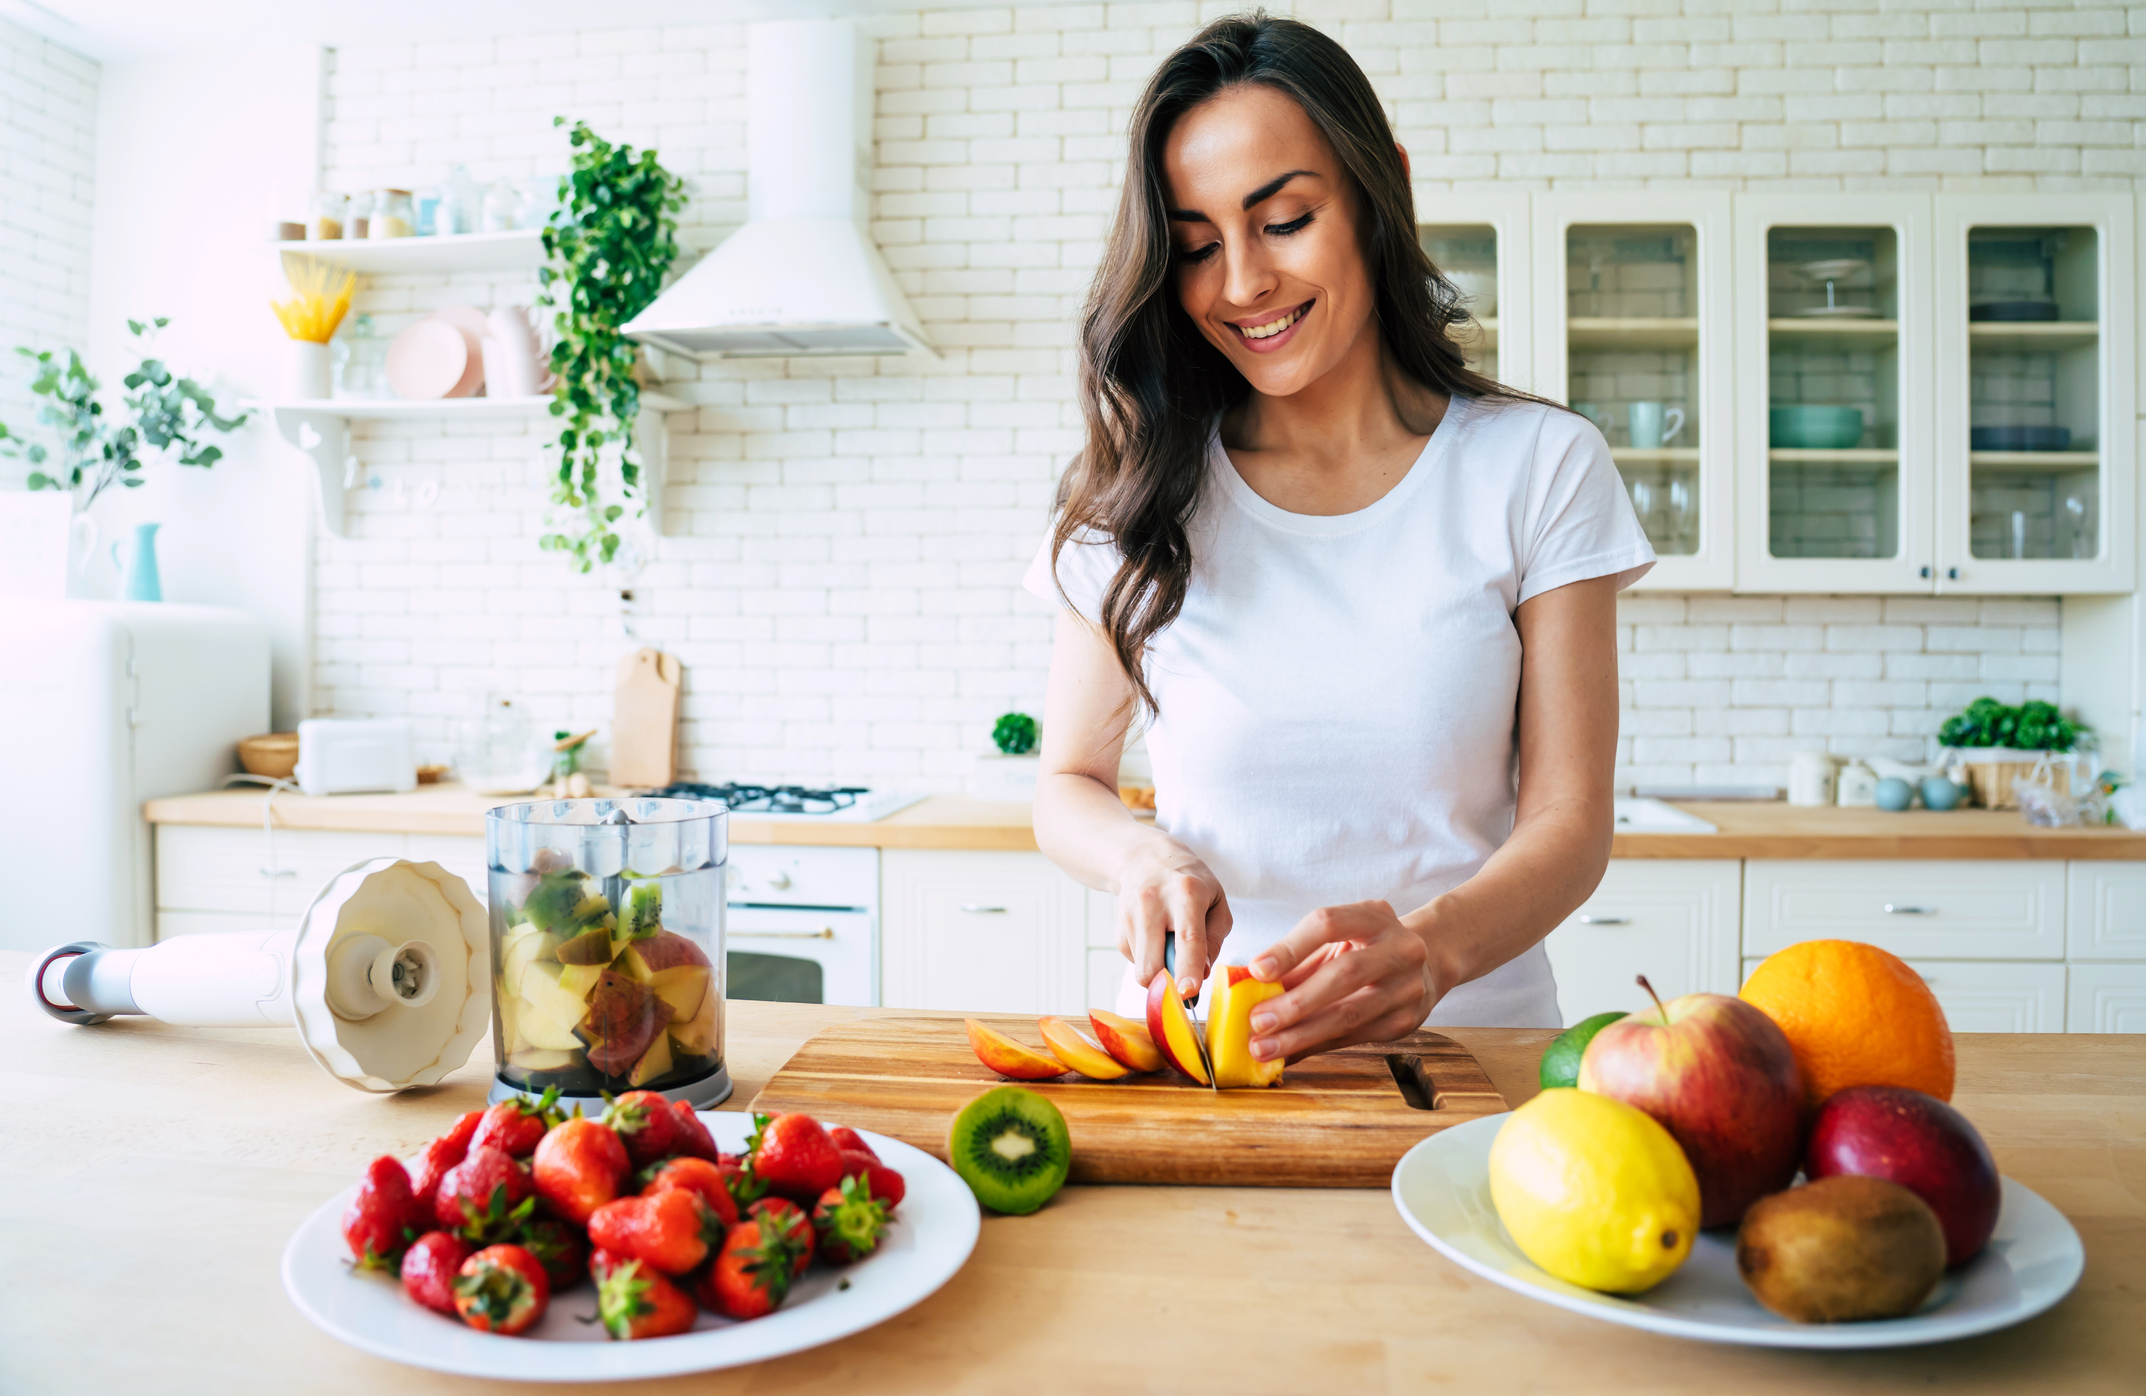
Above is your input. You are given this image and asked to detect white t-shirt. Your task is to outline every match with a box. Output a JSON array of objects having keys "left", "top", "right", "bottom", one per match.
[{"left": 1023, "top": 394, "right": 1655, "bottom": 1028}]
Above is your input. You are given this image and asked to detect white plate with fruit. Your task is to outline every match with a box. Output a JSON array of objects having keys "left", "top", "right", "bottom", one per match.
[{"left": 283, "top": 1105, "right": 980, "bottom": 1381}]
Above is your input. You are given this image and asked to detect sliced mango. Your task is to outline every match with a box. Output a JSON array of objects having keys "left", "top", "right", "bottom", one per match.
[
  {"left": 670, "top": 994, "right": 718, "bottom": 1057},
  {"left": 1206, "top": 966, "right": 1284, "bottom": 1088},
  {"left": 648, "top": 965, "right": 709, "bottom": 1024},
  {"left": 502, "top": 928, "right": 560, "bottom": 988},
  {"left": 515, "top": 1007, "right": 582, "bottom": 1052}
]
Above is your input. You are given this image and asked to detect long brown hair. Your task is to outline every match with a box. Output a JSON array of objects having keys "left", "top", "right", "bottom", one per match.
[{"left": 1053, "top": 11, "right": 1525, "bottom": 714}]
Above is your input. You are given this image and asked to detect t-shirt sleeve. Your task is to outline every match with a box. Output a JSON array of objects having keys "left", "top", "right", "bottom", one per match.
[
  {"left": 1515, "top": 408, "right": 1656, "bottom": 606},
  {"left": 1022, "top": 524, "right": 1123, "bottom": 625}
]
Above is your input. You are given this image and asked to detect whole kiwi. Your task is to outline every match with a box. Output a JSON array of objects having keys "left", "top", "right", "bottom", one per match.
[{"left": 1737, "top": 1176, "right": 1947, "bottom": 1323}]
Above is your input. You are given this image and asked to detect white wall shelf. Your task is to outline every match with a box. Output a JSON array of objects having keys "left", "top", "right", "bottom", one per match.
[{"left": 266, "top": 229, "right": 545, "bottom": 276}]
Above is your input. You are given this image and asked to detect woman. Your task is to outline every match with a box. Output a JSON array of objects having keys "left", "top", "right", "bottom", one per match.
[{"left": 1024, "top": 14, "right": 1654, "bottom": 1062}]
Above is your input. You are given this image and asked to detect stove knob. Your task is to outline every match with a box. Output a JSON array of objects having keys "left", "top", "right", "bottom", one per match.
[{"left": 768, "top": 871, "right": 792, "bottom": 891}]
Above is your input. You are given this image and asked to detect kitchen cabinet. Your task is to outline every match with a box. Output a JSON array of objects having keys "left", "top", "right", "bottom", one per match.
[
  {"left": 1732, "top": 193, "right": 1937, "bottom": 593},
  {"left": 879, "top": 850, "right": 1087, "bottom": 1015},
  {"left": 1742, "top": 859, "right": 2065, "bottom": 962},
  {"left": 2066, "top": 962, "right": 2146, "bottom": 1032},
  {"left": 2066, "top": 861, "right": 2146, "bottom": 959},
  {"left": 1529, "top": 191, "right": 1736, "bottom": 590},
  {"left": 1739, "top": 956, "right": 2066, "bottom": 1033},
  {"left": 1420, "top": 187, "right": 1531, "bottom": 390},
  {"left": 1542, "top": 860, "right": 1741, "bottom": 1027},
  {"left": 153, "top": 825, "right": 488, "bottom": 937}
]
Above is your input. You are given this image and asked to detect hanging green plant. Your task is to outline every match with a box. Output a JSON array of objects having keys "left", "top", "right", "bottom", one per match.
[{"left": 537, "top": 117, "right": 688, "bottom": 570}]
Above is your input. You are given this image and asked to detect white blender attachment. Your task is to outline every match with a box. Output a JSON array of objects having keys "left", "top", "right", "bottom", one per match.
[{"left": 28, "top": 858, "right": 490, "bottom": 1093}]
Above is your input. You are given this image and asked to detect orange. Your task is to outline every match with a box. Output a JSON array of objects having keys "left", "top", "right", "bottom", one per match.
[{"left": 1739, "top": 939, "right": 1954, "bottom": 1108}]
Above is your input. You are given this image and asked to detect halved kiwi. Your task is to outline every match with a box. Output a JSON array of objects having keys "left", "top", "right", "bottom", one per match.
[{"left": 947, "top": 1085, "right": 1071, "bottom": 1215}]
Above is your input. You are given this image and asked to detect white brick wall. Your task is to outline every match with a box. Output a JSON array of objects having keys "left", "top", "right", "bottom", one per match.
[
  {"left": 0, "top": 19, "right": 98, "bottom": 479},
  {"left": 313, "top": 1, "right": 2133, "bottom": 792}
]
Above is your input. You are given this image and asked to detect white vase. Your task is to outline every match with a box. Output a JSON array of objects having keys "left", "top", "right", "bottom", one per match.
[
  {"left": 286, "top": 340, "right": 331, "bottom": 400},
  {"left": 973, "top": 753, "right": 1041, "bottom": 800}
]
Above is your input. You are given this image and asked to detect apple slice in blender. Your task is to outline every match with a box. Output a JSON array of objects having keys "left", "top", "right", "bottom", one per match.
[
  {"left": 628, "top": 1032, "right": 674, "bottom": 1087},
  {"left": 1038, "top": 1015, "right": 1131, "bottom": 1080},
  {"left": 1089, "top": 1010, "right": 1165, "bottom": 1072},
  {"left": 514, "top": 1010, "right": 581, "bottom": 1054},
  {"left": 1205, "top": 966, "right": 1283, "bottom": 1089},
  {"left": 669, "top": 994, "right": 717, "bottom": 1057},
  {"left": 965, "top": 1019, "right": 1068, "bottom": 1080},
  {"left": 621, "top": 931, "right": 711, "bottom": 982},
  {"left": 1143, "top": 972, "right": 1209, "bottom": 1085},
  {"left": 501, "top": 927, "right": 560, "bottom": 988},
  {"left": 648, "top": 965, "right": 709, "bottom": 1023},
  {"left": 508, "top": 1045, "right": 579, "bottom": 1073},
  {"left": 557, "top": 960, "right": 606, "bottom": 1000},
  {"left": 520, "top": 960, "right": 592, "bottom": 1036}
]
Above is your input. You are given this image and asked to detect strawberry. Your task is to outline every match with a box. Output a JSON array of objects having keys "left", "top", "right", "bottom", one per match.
[
  {"left": 838, "top": 1150, "right": 906, "bottom": 1211},
  {"left": 470, "top": 1088, "right": 562, "bottom": 1159},
  {"left": 812, "top": 1175, "right": 892, "bottom": 1264},
  {"left": 694, "top": 1219, "right": 799, "bottom": 1320},
  {"left": 343, "top": 1156, "right": 426, "bottom": 1270},
  {"left": 748, "top": 1113, "right": 844, "bottom": 1204},
  {"left": 603, "top": 1090, "right": 682, "bottom": 1170},
  {"left": 453, "top": 1244, "right": 550, "bottom": 1336},
  {"left": 412, "top": 1110, "right": 484, "bottom": 1215},
  {"left": 669, "top": 1101, "right": 719, "bottom": 1163},
  {"left": 748, "top": 1197, "right": 815, "bottom": 1277},
  {"left": 719, "top": 1158, "right": 768, "bottom": 1210},
  {"left": 514, "top": 1214, "right": 587, "bottom": 1290},
  {"left": 592, "top": 1250, "right": 698, "bottom": 1340},
  {"left": 826, "top": 1126, "right": 876, "bottom": 1160},
  {"left": 400, "top": 1231, "right": 473, "bottom": 1315},
  {"left": 640, "top": 1157, "right": 739, "bottom": 1228},
  {"left": 434, "top": 1145, "right": 535, "bottom": 1242},
  {"left": 531, "top": 1116, "right": 629, "bottom": 1226},
  {"left": 588, "top": 1188, "right": 724, "bottom": 1276}
]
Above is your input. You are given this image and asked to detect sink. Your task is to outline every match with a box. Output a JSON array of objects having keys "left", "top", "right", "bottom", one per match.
[{"left": 1612, "top": 797, "right": 1718, "bottom": 835}]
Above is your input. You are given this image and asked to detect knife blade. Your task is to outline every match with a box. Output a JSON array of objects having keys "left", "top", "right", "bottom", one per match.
[{"left": 1164, "top": 931, "right": 1220, "bottom": 1092}]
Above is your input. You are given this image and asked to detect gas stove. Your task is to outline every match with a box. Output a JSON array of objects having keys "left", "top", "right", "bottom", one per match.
[{"left": 646, "top": 782, "right": 929, "bottom": 823}]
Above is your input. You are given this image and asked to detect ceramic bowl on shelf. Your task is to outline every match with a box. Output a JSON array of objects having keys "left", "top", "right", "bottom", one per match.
[
  {"left": 1769, "top": 405, "right": 1864, "bottom": 449},
  {"left": 1970, "top": 425, "right": 2071, "bottom": 452}
]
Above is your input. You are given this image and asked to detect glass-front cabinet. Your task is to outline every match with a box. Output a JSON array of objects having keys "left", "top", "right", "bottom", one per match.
[
  {"left": 1936, "top": 195, "right": 2134, "bottom": 593},
  {"left": 1734, "top": 195, "right": 1934, "bottom": 592},
  {"left": 1419, "top": 189, "right": 1531, "bottom": 390},
  {"left": 1531, "top": 193, "right": 1734, "bottom": 589}
]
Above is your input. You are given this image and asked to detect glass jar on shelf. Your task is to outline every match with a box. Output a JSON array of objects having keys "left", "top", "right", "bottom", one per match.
[
  {"left": 369, "top": 189, "right": 414, "bottom": 239},
  {"left": 307, "top": 191, "right": 347, "bottom": 241},
  {"left": 331, "top": 314, "right": 388, "bottom": 399},
  {"left": 413, "top": 186, "right": 442, "bottom": 236},
  {"left": 346, "top": 190, "right": 374, "bottom": 240},
  {"left": 482, "top": 179, "right": 526, "bottom": 234}
]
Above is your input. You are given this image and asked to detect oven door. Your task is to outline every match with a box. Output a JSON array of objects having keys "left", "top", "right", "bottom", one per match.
[{"left": 724, "top": 905, "right": 876, "bottom": 1007}]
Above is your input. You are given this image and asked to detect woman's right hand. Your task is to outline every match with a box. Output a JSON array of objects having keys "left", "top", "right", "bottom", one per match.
[{"left": 1115, "top": 839, "right": 1232, "bottom": 998}]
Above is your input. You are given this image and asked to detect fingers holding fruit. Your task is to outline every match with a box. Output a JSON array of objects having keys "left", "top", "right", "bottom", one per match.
[{"left": 1244, "top": 901, "right": 1435, "bottom": 1062}]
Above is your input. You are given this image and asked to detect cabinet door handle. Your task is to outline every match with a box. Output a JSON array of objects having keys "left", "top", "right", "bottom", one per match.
[
  {"left": 1919, "top": 565, "right": 1931, "bottom": 579},
  {"left": 1577, "top": 914, "right": 1630, "bottom": 925},
  {"left": 731, "top": 927, "right": 836, "bottom": 940},
  {"left": 1946, "top": 567, "right": 1959, "bottom": 581},
  {"left": 960, "top": 904, "right": 1007, "bottom": 914},
  {"left": 1883, "top": 903, "right": 1935, "bottom": 915}
]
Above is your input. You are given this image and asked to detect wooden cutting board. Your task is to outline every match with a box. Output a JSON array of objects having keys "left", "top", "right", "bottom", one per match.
[
  {"left": 747, "top": 1013, "right": 1507, "bottom": 1188},
  {"left": 609, "top": 648, "right": 681, "bottom": 788}
]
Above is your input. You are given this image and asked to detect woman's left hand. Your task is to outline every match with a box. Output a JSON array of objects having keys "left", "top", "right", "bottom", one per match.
[{"left": 1244, "top": 900, "right": 1437, "bottom": 1063}]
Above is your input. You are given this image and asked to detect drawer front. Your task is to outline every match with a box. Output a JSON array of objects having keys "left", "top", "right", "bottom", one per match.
[
  {"left": 1741, "top": 957, "right": 2064, "bottom": 1033},
  {"left": 1545, "top": 860, "right": 1742, "bottom": 1028},
  {"left": 2067, "top": 963, "right": 2146, "bottom": 1032},
  {"left": 156, "top": 910, "right": 278, "bottom": 940},
  {"left": 156, "top": 825, "right": 282, "bottom": 916},
  {"left": 2066, "top": 862, "right": 2146, "bottom": 960},
  {"left": 881, "top": 850, "right": 1086, "bottom": 1015},
  {"left": 1743, "top": 860, "right": 2065, "bottom": 961}
]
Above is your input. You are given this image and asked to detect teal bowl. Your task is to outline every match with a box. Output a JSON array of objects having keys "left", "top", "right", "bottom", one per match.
[{"left": 1770, "top": 405, "right": 1865, "bottom": 449}]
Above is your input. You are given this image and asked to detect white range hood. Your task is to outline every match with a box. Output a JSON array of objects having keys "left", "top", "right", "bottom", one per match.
[{"left": 624, "top": 19, "right": 935, "bottom": 361}]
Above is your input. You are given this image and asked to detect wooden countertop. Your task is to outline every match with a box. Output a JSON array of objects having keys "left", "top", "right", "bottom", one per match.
[
  {"left": 143, "top": 785, "right": 2146, "bottom": 859},
  {"left": 2, "top": 952, "right": 2136, "bottom": 1394}
]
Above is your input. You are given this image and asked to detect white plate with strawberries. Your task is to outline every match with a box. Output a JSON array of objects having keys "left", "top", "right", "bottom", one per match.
[
  {"left": 1392, "top": 1113, "right": 2085, "bottom": 1349},
  {"left": 283, "top": 1110, "right": 980, "bottom": 1381}
]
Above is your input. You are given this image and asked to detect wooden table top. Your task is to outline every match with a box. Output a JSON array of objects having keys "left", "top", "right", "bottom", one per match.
[
  {"left": 142, "top": 785, "right": 2146, "bottom": 859},
  {"left": 3, "top": 951, "right": 2138, "bottom": 1394}
]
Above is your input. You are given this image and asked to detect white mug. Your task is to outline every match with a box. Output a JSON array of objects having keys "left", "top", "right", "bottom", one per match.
[{"left": 1627, "top": 401, "right": 1685, "bottom": 449}]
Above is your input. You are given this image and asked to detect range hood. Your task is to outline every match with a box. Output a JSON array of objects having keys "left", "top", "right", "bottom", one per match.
[{"left": 624, "top": 19, "right": 935, "bottom": 361}]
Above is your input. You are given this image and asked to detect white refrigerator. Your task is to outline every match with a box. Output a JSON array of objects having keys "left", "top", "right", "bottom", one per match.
[{"left": 0, "top": 602, "right": 269, "bottom": 950}]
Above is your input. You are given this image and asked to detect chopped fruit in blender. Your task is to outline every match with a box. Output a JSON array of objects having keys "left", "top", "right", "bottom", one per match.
[
  {"left": 532, "top": 1116, "right": 629, "bottom": 1225},
  {"left": 519, "top": 961, "right": 591, "bottom": 1037},
  {"left": 1206, "top": 966, "right": 1284, "bottom": 1089},
  {"left": 513, "top": 1011, "right": 581, "bottom": 1055},
  {"left": 342, "top": 1155, "right": 427, "bottom": 1270},
  {"left": 506, "top": 1046, "right": 579, "bottom": 1073},
  {"left": 554, "top": 926, "right": 615, "bottom": 966},
  {"left": 647, "top": 965, "right": 710, "bottom": 1023},
  {"left": 452, "top": 1243, "right": 551, "bottom": 1335},
  {"left": 1143, "top": 973, "right": 1210, "bottom": 1085},
  {"left": 669, "top": 993, "right": 719, "bottom": 1058},
  {"left": 520, "top": 872, "right": 607, "bottom": 933},
  {"left": 556, "top": 961, "right": 606, "bottom": 1000},
  {"left": 1088, "top": 1010, "right": 1165, "bottom": 1072},
  {"left": 470, "top": 1089, "right": 564, "bottom": 1158},
  {"left": 581, "top": 969, "right": 672, "bottom": 1077},
  {"left": 593, "top": 1252, "right": 698, "bottom": 1341},
  {"left": 621, "top": 879, "right": 664, "bottom": 938},
  {"left": 1037, "top": 1015, "right": 1131, "bottom": 1080},
  {"left": 588, "top": 1188, "right": 723, "bottom": 1276},
  {"left": 748, "top": 1113, "right": 846, "bottom": 1204},
  {"left": 964, "top": 1018, "right": 1068, "bottom": 1080},
  {"left": 400, "top": 1231, "right": 473, "bottom": 1315},
  {"left": 624, "top": 931, "right": 712, "bottom": 980},
  {"left": 628, "top": 1033, "right": 674, "bottom": 1087},
  {"left": 501, "top": 927, "right": 560, "bottom": 987}
]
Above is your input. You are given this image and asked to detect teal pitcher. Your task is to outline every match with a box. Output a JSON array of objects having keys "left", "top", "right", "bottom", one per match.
[{"left": 111, "top": 522, "right": 163, "bottom": 602}]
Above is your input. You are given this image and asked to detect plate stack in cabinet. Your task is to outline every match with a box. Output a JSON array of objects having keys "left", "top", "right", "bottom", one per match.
[{"left": 1532, "top": 194, "right": 1734, "bottom": 589}]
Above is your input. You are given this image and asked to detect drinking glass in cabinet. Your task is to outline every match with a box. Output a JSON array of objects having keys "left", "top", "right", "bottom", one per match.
[
  {"left": 1966, "top": 226, "right": 2099, "bottom": 560},
  {"left": 1420, "top": 224, "right": 1497, "bottom": 376},
  {"left": 1566, "top": 224, "right": 1699, "bottom": 556},
  {"left": 1764, "top": 227, "right": 1902, "bottom": 560}
]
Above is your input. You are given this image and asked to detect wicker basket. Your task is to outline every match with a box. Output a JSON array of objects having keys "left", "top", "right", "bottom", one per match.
[
  {"left": 1949, "top": 750, "right": 2072, "bottom": 811},
  {"left": 237, "top": 732, "right": 300, "bottom": 780}
]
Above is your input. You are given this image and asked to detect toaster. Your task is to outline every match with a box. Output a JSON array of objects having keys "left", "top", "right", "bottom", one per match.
[{"left": 294, "top": 718, "right": 417, "bottom": 796}]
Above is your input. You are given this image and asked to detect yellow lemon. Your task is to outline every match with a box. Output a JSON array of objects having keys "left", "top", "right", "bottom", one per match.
[{"left": 1487, "top": 1088, "right": 1700, "bottom": 1294}]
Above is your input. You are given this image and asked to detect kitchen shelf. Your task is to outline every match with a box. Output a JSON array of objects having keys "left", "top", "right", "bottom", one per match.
[
  {"left": 1569, "top": 317, "right": 1700, "bottom": 350},
  {"left": 1610, "top": 447, "right": 1701, "bottom": 465},
  {"left": 266, "top": 229, "right": 545, "bottom": 276},
  {"left": 1967, "top": 321, "right": 2099, "bottom": 352},
  {"left": 1768, "top": 448, "right": 1900, "bottom": 463},
  {"left": 1766, "top": 318, "right": 1899, "bottom": 336},
  {"left": 1967, "top": 450, "right": 2101, "bottom": 472}
]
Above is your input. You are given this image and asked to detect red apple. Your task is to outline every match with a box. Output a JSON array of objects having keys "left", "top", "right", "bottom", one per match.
[
  {"left": 1804, "top": 1085, "right": 2000, "bottom": 1266},
  {"left": 1578, "top": 977, "right": 1805, "bottom": 1229}
]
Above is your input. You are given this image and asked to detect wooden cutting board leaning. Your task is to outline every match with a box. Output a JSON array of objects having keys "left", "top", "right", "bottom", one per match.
[
  {"left": 749, "top": 1013, "right": 1507, "bottom": 1187},
  {"left": 609, "top": 647, "right": 681, "bottom": 788}
]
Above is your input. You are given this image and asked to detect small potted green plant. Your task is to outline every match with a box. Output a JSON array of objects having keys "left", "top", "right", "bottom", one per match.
[
  {"left": 975, "top": 712, "right": 1041, "bottom": 800},
  {"left": 1937, "top": 697, "right": 2090, "bottom": 810}
]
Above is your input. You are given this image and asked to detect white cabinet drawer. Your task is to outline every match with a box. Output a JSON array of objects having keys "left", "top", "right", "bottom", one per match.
[
  {"left": 2067, "top": 963, "right": 2146, "bottom": 1032},
  {"left": 1740, "top": 956, "right": 2063, "bottom": 1033},
  {"left": 880, "top": 850, "right": 1086, "bottom": 1015},
  {"left": 2066, "top": 862, "right": 2146, "bottom": 960},
  {"left": 1743, "top": 860, "right": 2065, "bottom": 961},
  {"left": 1545, "top": 860, "right": 1741, "bottom": 1028},
  {"left": 157, "top": 825, "right": 410, "bottom": 921}
]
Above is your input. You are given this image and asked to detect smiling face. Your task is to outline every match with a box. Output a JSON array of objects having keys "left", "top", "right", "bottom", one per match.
[{"left": 1161, "top": 83, "right": 1379, "bottom": 399}]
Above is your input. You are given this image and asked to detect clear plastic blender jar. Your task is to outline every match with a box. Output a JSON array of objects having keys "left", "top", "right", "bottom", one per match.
[{"left": 485, "top": 797, "right": 731, "bottom": 1108}]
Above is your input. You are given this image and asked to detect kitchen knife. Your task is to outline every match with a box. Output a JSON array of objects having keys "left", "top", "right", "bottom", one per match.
[{"left": 1164, "top": 930, "right": 1220, "bottom": 1092}]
